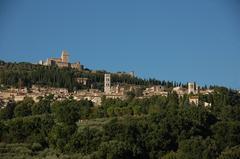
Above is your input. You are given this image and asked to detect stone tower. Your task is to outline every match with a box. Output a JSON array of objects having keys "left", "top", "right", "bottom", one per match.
[
  {"left": 104, "top": 74, "right": 111, "bottom": 94},
  {"left": 188, "top": 82, "right": 198, "bottom": 94},
  {"left": 61, "top": 50, "right": 69, "bottom": 63}
]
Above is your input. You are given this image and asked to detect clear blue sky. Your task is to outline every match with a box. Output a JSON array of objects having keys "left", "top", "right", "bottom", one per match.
[{"left": 0, "top": 0, "right": 240, "bottom": 88}]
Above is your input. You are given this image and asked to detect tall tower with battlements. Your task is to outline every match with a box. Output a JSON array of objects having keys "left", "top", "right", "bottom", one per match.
[{"left": 104, "top": 74, "right": 111, "bottom": 94}]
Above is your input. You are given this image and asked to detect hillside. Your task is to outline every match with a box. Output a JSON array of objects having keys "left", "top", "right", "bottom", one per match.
[{"left": 0, "top": 60, "right": 178, "bottom": 91}]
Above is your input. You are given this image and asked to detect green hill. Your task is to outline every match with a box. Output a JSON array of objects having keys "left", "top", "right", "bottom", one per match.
[{"left": 0, "top": 60, "right": 177, "bottom": 91}]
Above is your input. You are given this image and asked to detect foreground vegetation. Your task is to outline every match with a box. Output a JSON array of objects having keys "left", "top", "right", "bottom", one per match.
[{"left": 0, "top": 86, "right": 240, "bottom": 159}]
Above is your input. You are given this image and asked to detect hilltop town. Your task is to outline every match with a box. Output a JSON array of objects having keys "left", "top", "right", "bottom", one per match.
[
  {"left": 0, "top": 51, "right": 240, "bottom": 159},
  {"left": 1, "top": 0, "right": 240, "bottom": 158},
  {"left": 0, "top": 51, "right": 217, "bottom": 108}
]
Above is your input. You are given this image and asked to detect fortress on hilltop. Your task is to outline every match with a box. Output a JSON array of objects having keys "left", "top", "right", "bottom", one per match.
[{"left": 39, "top": 50, "right": 84, "bottom": 70}]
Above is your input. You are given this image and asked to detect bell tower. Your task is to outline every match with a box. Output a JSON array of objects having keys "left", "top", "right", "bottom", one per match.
[{"left": 104, "top": 74, "right": 111, "bottom": 94}]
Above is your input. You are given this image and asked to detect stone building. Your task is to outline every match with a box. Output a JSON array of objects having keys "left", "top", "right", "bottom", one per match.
[
  {"left": 189, "top": 96, "right": 199, "bottom": 105},
  {"left": 172, "top": 86, "right": 187, "bottom": 96},
  {"left": 188, "top": 82, "right": 198, "bottom": 94},
  {"left": 71, "top": 62, "right": 83, "bottom": 70},
  {"left": 143, "top": 85, "right": 168, "bottom": 97},
  {"left": 76, "top": 77, "right": 89, "bottom": 85},
  {"left": 39, "top": 50, "right": 84, "bottom": 70}
]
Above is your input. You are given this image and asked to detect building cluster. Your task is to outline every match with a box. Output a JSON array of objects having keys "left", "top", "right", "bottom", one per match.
[
  {"left": 39, "top": 50, "right": 84, "bottom": 70},
  {"left": 0, "top": 73, "right": 135, "bottom": 107},
  {"left": 0, "top": 86, "right": 71, "bottom": 106},
  {"left": 143, "top": 85, "right": 168, "bottom": 97},
  {"left": 0, "top": 71, "right": 214, "bottom": 108},
  {"left": 143, "top": 82, "right": 213, "bottom": 106}
]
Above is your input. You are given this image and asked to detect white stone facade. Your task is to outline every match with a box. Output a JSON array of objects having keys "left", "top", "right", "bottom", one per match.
[{"left": 104, "top": 74, "right": 111, "bottom": 94}]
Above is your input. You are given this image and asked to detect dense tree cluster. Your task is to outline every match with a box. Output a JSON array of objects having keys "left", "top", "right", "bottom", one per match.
[
  {"left": 0, "top": 60, "right": 180, "bottom": 91},
  {"left": 0, "top": 87, "right": 239, "bottom": 158}
]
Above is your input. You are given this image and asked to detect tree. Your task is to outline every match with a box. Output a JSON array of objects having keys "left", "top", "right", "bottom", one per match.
[
  {"left": 66, "top": 128, "right": 102, "bottom": 154},
  {"left": 5, "top": 114, "right": 54, "bottom": 144},
  {"left": 78, "top": 99, "right": 93, "bottom": 119},
  {"left": 145, "top": 122, "right": 173, "bottom": 158},
  {"left": 0, "top": 121, "right": 6, "bottom": 142},
  {"left": 176, "top": 137, "right": 218, "bottom": 159},
  {"left": 212, "top": 121, "right": 240, "bottom": 152},
  {"left": 49, "top": 124, "right": 77, "bottom": 152},
  {"left": 95, "top": 140, "right": 134, "bottom": 159},
  {"left": 32, "top": 99, "right": 51, "bottom": 115},
  {"left": 162, "top": 151, "right": 178, "bottom": 159},
  {"left": 14, "top": 97, "right": 34, "bottom": 117},
  {"left": 107, "top": 107, "right": 116, "bottom": 117},
  {"left": 126, "top": 91, "right": 136, "bottom": 101},
  {"left": 0, "top": 101, "right": 16, "bottom": 120},
  {"left": 132, "top": 105, "right": 142, "bottom": 116},
  {"left": 55, "top": 100, "right": 81, "bottom": 124},
  {"left": 148, "top": 104, "right": 161, "bottom": 114},
  {"left": 218, "top": 145, "right": 240, "bottom": 159},
  {"left": 167, "top": 92, "right": 179, "bottom": 107}
]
